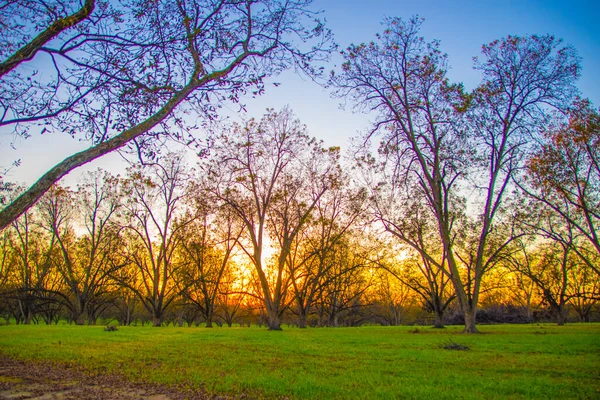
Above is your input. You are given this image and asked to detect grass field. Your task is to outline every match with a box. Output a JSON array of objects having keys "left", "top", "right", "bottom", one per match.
[{"left": 0, "top": 323, "right": 598, "bottom": 399}]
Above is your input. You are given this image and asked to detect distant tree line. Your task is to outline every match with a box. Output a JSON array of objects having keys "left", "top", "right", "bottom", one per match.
[{"left": 0, "top": 105, "right": 598, "bottom": 329}]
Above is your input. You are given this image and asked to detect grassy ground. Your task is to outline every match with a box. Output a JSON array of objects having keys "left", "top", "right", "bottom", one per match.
[{"left": 0, "top": 323, "right": 598, "bottom": 399}]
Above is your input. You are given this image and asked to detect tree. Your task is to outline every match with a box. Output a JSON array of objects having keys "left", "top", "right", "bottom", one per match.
[
  {"left": 0, "top": 189, "right": 15, "bottom": 298},
  {"left": 117, "top": 155, "right": 191, "bottom": 326},
  {"left": 334, "top": 17, "right": 580, "bottom": 332},
  {"left": 215, "top": 261, "right": 253, "bottom": 327},
  {"left": 510, "top": 240, "right": 574, "bottom": 326},
  {"left": 0, "top": 226, "right": 15, "bottom": 322},
  {"left": 367, "top": 267, "right": 417, "bottom": 326},
  {"left": 40, "top": 173, "right": 123, "bottom": 324},
  {"left": 504, "top": 261, "right": 537, "bottom": 323},
  {"left": 287, "top": 183, "right": 365, "bottom": 328},
  {"left": 522, "top": 100, "right": 600, "bottom": 276},
  {"left": 0, "top": 0, "right": 334, "bottom": 230},
  {"left": 506, "top": 200, "right": 598, "bottom": 326},
  {"left": 4, "top": 189, "right": 61, "bottom": 324},
  {"left": 368, "top": 179, "right": 455, "bottom": 328},
  {"left": 387, "top": 255, "right": 455, "bottom": 328},
  {"left": 177, "top": 187, "right": 243, "bottom": 327},
  {"left": 316, "top": 237, "right": 372, "bottom": 327},
  {"left": 460, "top": 34, "right": 579, "bottom": 331},
  {"left": 568, "top": 260, "right": 599, "bottom": 322},
  {"left": 206, "top": 107, "right": 340, "bottom": 330}
]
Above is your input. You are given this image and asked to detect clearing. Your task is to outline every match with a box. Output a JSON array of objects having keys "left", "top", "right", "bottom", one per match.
[{"left": 0, "top": 323, "right": 598, "bottom": 399}]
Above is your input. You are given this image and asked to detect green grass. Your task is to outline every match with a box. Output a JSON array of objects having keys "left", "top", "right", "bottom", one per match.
[{"left": 0, "top": 323, "right": 599, "bottom": 399}]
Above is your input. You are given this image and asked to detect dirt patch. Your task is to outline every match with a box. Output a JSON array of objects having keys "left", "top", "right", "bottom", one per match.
[{"left": 0, "top": 356, "right": 212, "bottom": 399}]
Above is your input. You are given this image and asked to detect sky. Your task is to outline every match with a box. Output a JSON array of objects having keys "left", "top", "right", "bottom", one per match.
[{"left": 2, "top": 0, "right": 599, "bottom": 187}]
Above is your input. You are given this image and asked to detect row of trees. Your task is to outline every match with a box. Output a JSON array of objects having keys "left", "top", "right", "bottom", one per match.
[
  {"left": 0, "top": 2, "right": 598, "bottom": 332},
  {"left": 0, "top": 147, "right": 374, "bottom": 328},
  {"left": 1, "top": 102, "right": 598, "bottom": 329}
]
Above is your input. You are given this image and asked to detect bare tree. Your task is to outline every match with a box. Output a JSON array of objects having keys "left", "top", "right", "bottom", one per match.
[
  {"left": 504, "top": 258, "right": 537, "bottom": 323},
  {"left": 568, "top": 261, "right": 599, "bottom": 322},
  {"left": 317, "top": 237, "right": 373, "bottom": 327},
  {"left": 334, "top": 17, "right": 580, "bottom": 332},
  {"left": 117, "top": 154, "right": 191, "bottom": 326},
  {"left": 367, "top": 267, "right": 419, "bottom": 326},
  {"left": 4, "top": 189, "right": 60, "bottom": 323},
  {"left": 177, "top": 186, "right": 243, "bottom": 327},
  {"left": 206, "top": 108, "right": 340, "bottom": 330},
  {"left": 510, "top": 240, "right": 573, "bottom": 326},
  {"left": 0, "top": 0, "right": 334, "bottom": 230},
  {"left": 507, "top": 200, "right": 598, "bottom": 326},
  {"left": 287, "top": 183, "right": 365, "bottom": 328},
  {"left": 40, "top": 172, "right": 123, "bottom": 324},
  {"left": 389, "top": 256, "right": 455, "bottom": 329},
  {"left": 215, "top": 262, "right": 252, "bottom": 327},
  {"left": 368, "top": 179, "right": 455, "bottom": 328}
]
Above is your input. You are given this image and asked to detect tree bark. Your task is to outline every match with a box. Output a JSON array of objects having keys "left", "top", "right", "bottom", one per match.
[
  {"left": 432, "top": 310, "right": 445, "bottom": 329},
  {"left": 297, "top": 313, "right": 308, "bottom": 329},
  {"left": 152, "top": 314, "right": 162, "bottom": 327},
  {"left": 554, "top": 306, "right": 567, "bottom": 326},
  {"left": 463, "top": 309, "right": 479, "bottom": 333},
  {"left": 266, "top": 306, "right": 282, "bottom": 331},
  {"left": 205, "top": 308, "right": 214, "bottom": 328}
]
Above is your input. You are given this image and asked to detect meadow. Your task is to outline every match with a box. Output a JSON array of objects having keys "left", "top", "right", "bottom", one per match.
[{"left": 0, "top": 323, "right": 598, "bottom": 399}]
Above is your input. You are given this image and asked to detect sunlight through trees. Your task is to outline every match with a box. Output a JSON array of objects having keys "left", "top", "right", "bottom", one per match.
[{"left": 0, "top": 8, "right": 598, "bottom": 331}]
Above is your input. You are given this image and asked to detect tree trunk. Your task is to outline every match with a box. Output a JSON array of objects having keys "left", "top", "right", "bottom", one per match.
[
  {"left": 297, "top": 315, "right": 307, "bottom": 328},
  {"left": 297, "top": 304, "right": 308, "bottom": 328},
  {"left": 577, "top": 306, "right": 591, "bottom": 323},
  {"left": 583, "top": 313, "right": 590, "bottom": 323},
  {"left": 18, "top": 301, "right": 32, "bottom": 325},
  {"left": 266, "top": 306, "right": 282, "bottom": 330},
  {"left": 432, "top": 309, "right": 445, "bottom": 329},
  {"left": 525, "top": 306, "right": 533, "bottom": 323},
  {"left": 463, "top": 309, "right": 479, "bottom": 333},
  {"left": 555, "top": 307, "right": 567, "bottom": 326},
  {"left": 152, "top": 314, "right": 162, "bottom": 327},
  {"left": 205, "top": 305, "right": 214, "bottom": 328},
  {"left": 73, "top": 310, "right": 86, "bottom": 325}
]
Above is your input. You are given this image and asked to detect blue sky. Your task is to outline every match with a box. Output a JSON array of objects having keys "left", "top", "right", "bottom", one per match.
[
  {"left": 239, "top": 0, "right": 600, "bottom": 155},
  {"left": 2, "top": 0, "right": 599, "bottom": 186}
]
